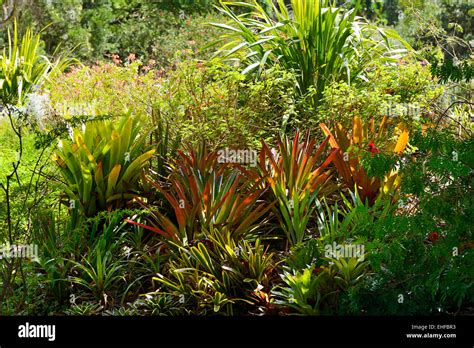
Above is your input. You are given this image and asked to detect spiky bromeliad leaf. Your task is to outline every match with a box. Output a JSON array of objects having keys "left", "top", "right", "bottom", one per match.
[{"left": 128, "top": 148, "right": 273, "bottom": 246}]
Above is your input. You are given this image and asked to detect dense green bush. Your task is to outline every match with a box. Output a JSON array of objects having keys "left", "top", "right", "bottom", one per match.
[
  {"left": 337, "top": 127, "right": 474, "bottom": 314},
  {"left": 214, "top": 0, "right": 411, "bottom": 106},
  {"left": 318, "top": 59, "right": 443, "bottom": 128},
  {"left": 50, "top": 58, "right": 297, "bottom": 149}
]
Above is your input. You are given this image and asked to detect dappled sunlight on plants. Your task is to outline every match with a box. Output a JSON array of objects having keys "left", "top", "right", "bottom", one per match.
[{"left": 0, "top": 0, "right": 472, "bottom": 318}]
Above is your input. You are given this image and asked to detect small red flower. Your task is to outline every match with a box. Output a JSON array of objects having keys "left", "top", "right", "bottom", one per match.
[
  {"left": 367, "top": 141, "right": 381, "bottom": 156},
  {"left": 313, "top": 267, "right": 321, "bottom": 274},
  {"left": 428, "top": 231, "right": 439, "bottom": 242}
]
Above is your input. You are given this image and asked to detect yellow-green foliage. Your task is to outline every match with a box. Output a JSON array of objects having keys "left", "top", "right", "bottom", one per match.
[
  {"left": 52, "top": 115, "right": 155, "bottom": 216},
  {"left": 0, "top": 21, "right": 74, "bottom": 106},
  {"left": 319, "top": 59, "right": 444, "bottom": 129},
  {"left": 49, "top": 59, "right": 297, "bottom": 150},
  {"left": 49, "top": 61, "right": 160, "bottom": 118}
]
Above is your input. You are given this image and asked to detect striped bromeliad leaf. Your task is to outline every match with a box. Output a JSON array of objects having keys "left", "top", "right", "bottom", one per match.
[{"left": 152, "top": 227, "right": 275, "bottom": 315}]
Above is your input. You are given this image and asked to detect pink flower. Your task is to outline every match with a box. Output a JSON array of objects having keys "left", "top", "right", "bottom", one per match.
[
  {"left": 111, "top": 54, "right": 121, "bottom": 65},
  {"left": 127, "top": 53, "right": 136, "bottom": 63}
]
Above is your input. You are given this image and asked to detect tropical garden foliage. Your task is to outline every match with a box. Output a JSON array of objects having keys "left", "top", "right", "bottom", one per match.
[{"left": 0, "top": 0, "right": 472, "bottom": 317}]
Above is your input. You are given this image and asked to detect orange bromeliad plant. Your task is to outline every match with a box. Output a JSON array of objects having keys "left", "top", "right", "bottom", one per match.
[
  {"left": 320, "top": 116, "right": 409, "bottom": 205},
  {"left": 128, "top": 148, "right": 273, "bottom": 246}
]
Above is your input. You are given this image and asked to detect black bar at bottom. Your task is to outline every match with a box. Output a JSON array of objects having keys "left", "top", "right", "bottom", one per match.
[{"left": 0, "top": 316, "right": 472, "bottom": 346}]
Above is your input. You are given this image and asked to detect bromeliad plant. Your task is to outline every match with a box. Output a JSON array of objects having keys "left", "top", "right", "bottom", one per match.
[
  {"left": 129, "top": 148, "right": 273, "bottom": 245},
  {"left": 69, "top": 241, "right": 125, "bottom": 308},
  {"left": 273, "top": 254, "right": 369, "bottom": 315},
  {"left": 315, "top": 191, "right": 395, "bottom": 243},
  {"left": 272, "top": 265, "right": 323, "bottom": 315},
  {"left": 53, "top": 115, "right": 155, "bottom": 217},
  {"left": 325, "top": 255, "right": 369, "bottom": 291},
  {"left": 258, "top": 131, "right": 338, "bottom": 246},
  {"left": 320, "top": 116, "right": 409, "bottom": 205},
  {"left": 213, "top": 0, "right": 411, "bottom": 106},
  {"left": 152, "top": 227, "right": 276, "bottom": 315}
]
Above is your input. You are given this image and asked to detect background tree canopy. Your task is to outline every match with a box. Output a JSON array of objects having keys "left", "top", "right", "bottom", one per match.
[{"left": 1, "top": 0, "right": 470, "bottom": 63}]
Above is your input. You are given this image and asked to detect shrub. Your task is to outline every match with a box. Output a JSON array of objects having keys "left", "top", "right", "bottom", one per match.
[
  {"left": 50, "top": 59, "right": 297, "bottom": 149},
  {"left": 7, "top": 1, "right": 223, "bottom": 63},
  {"left": 318, "top": 59, "right": 444, "bottom": 129},
  {"left": 154, "top": 60, "right": 298, "bottom": 148},
  {"left": 49, "top": 60, "right": 160, "bottom": 118},
  {"left": 148, "top": 11, "right": 226, "bottom": 67},
  {"left": 337, "top": 126, "right": 473, "bottom": 314}
]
